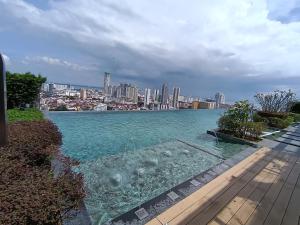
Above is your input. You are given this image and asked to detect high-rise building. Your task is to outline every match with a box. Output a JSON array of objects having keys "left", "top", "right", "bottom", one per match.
[
  {"left": 161, "top": 83, "right": 169, "bottom": 106},
  {"left": 104, "top": 72, "right": 111, "bottom": 95},
  {"left": 152, "top": 89, "right": 160, "bottom": 102},
  {"left": 215, "top": 92, "right": 225, "bottom": 108},
  {"left": 172, "top": 87, "right": 180, "bottom": 108},
  {"left": 80, "top": 89, "right": 87, "bottom": 100},
  {"left": 144, "top": 88, "right": 151, "bottom": 107},
  {"left": 126, "top": 85, "right": 138, "bottom": 103}
]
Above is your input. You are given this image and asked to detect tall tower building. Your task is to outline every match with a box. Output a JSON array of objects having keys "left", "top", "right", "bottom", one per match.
[
  {"left": 215, "top": 92, "right": 225, "bottom": 108},
  {"left": 126, "top": 85, "right": 138, "bottom": 103},
  {"left": 161, "top": 83, "right": 169, "bottom": 106},
  {"left": 172, "top": 87, "right": 180, "bottom": 108},
  {"left": 152, "top": 89, "right": 160, "bottom": 102},
  {"left": 80, "top": 89, "right": 87, "bottom": 100},
  {"left": 104, "top": 72, "right": 111, "bottom": 95},
  {"left": 144, "top": 88, "right": 151, "bottom": 107}
]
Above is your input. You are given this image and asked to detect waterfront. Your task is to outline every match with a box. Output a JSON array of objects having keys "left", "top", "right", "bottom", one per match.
[{"left": 47, "top": 110, "right": 249, "bottom": 223}]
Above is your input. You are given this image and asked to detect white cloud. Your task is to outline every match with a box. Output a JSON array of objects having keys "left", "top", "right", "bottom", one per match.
[
  {"left": 23, "top": 56, "right": 97, "bottom": 71},
  {"left": 1, "top": 0, "right": 300, "bottom": 79},
  {"left": 2, "top": 53, "right": 11, "bottom": 65}
]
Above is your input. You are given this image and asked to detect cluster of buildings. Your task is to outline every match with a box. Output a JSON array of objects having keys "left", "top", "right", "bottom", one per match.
[{"left": 39, "top": 72, "right": 230, "bottom": 111}]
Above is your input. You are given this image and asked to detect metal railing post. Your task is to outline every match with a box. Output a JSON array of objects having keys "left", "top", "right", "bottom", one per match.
[{"left": 0, "top": 53, "right": 8, "bottom": 146}]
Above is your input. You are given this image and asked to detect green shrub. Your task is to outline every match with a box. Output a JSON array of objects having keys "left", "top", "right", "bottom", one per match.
[
  {"left": 257, "top": 111, "right": 289, "bottom": 119},
  {"left": 253, "top": 113, "right": 268, "bottom": 123},
  {"left": 243, "top": 122, "right": 266, "bottom": 139},
  {"left": 268, "top": 117, "right": 293, "bottom": 129},
  {"left": 218, "top": 114, "right": 238, "bottom": 133},
  {"left": 289, "top": 113, "right": 300, "bottom": 122},
  {"left": 8, "top": 108, "right": 44, "bottom": 123}
]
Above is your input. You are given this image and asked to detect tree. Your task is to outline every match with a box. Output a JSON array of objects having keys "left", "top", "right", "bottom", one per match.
[
  {"left": 254, "top": 90, "right": 295, "bottom": 113},
  {"left": 6, "top": 72, "right": 46, "bottom": 109},
  {"left": 218, "top": 100, "right": 265, "bottom": 139}
]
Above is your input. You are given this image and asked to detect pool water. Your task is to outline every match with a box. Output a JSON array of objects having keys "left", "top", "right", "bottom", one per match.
[{"left": 47, "top": 110, "right": 248, "bottom": 224}]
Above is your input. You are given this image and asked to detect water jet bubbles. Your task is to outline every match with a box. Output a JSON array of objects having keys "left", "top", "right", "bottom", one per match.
[
  {"left": 163, "top": 150, "right": 172, "bottom": 157},
  {"left": 134, "top": 168, "right": 145, "bottom": 176},
  {"left": 144, "top": 158, "right": 158, "bottom": 167},
  {"left": 109, "top": 173, "right": 122, "bottom": 187},
  {"left": 182, "top": 149, "right": 190, "bottom": 155}
]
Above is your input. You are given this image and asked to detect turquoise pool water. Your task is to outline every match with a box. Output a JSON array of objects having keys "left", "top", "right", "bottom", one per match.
[{"left": 47, "top": 110, "right": 248, "bottom": 224}]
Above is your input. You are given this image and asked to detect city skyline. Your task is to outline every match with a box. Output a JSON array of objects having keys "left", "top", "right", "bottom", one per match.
[{"left": 1, "top": 0, "right": 300, "bottom": 102}]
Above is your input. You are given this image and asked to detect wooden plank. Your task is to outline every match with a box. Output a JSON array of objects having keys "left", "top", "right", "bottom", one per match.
[
  {"left": 208, "top": 153, "right": 292, "bottom": 225},
  {"left": 176, "top": 150, "right": 278, "bottom": 225},
  {"left": 279, "top": 161, "right": 300, "bottom": 225},
  {"left": 244, "top": 155, "right": 298, "bottom": 225},
  {"left": 146, "top": 218, "right": 163, "bottom": 225},
  {"left": 226, "top": 156, "right": 289, "bottom": 225},
  {"left": 262, "top": 158, "right": 300, "bottom": 225},
  {"left": 154, "top": 148, "right": 270, "bottom": 225}
]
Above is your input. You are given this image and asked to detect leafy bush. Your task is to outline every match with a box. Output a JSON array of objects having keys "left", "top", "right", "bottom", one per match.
[
  {"left": 253, "top": 113, "right": 268, "bottom": 123},
  {"left": 6, "top": 71, "right": 46, "bottom": 109},
  {"left": 0, "top": 121, "right": 85, "bottom": 225},
  {"left": 268, "top": 117, "right": 293, "bottom": 129},
  {"left": 8, "top": 108, "right": 44, "bottom": 123},
  {"left": 289, "top": 113, "right": 300, "bottom": 122},
  {"left": 255, "top": 111, "right": 295, "bottom": 129},
  {"left": 257, "top": 111, "right": 289, "bottom": 119},
  {"left": 243, "top": 122, "right": 266, "bottom": 139},
  {"left": 218, "top": 100, "right": 265, "bottom": 140}
]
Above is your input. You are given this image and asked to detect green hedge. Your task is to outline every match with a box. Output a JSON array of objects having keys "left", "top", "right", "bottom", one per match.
[
  {"left": 257, "top": 111, "right": 289, "bottom": 119},
  {"left": 289, "top": 113, "right": 300, "bottom": 122},
  {"left": 8, "top": 108, "right": 44, "bottom": 123},
  {"left": 255, "top": 111, "right": 295, "bottom": 129}
]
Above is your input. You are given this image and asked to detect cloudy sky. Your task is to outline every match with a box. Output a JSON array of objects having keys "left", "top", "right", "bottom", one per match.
[{"left": 1, "top": 0, "right": 300, "bottom": 102}]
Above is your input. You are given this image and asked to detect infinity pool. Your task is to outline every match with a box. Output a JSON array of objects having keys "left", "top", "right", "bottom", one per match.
[{"left": 47, "top": 110, "right": 248, "bottom": 224}]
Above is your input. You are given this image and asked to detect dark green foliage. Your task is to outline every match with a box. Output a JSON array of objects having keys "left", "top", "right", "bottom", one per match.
[
  {"left": 6, "top": 71, "right": 46, "bottom": 109},
  {"left": 289, "top": 113, "right": 300, "bottom": 122},
  {"left": 290, "top": 102, "right": 300, "bottom": 113},
  {"left": 255, "top": 111, "right": 295, "bottom": 129},
  {"left": 242, "top": 122, "right": 266, "bottom": 139},
  {"left": 0, "top": 121, "right": 85, "bottom": 225},
  {"left": 257, "top": 111, "right": 289, "bottom": 119},
  {"left": 218, "top": 100, "right": 265, "bottom": 140},
  {"left": 268, "top": 117, "right": 293, "bottom": 129},
  {"left": 8, "top": 108, "right": 44, "bottom": 123},
  {"left": 253, "top": 113, "right": 268, "bottom": 123}
]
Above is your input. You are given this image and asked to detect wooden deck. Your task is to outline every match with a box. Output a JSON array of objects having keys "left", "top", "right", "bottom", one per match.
[{"left": 146, "top": 147, "right": 300, "bottom": 225}]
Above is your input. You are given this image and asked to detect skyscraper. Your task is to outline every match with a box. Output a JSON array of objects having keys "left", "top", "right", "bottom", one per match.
[
  {"left": 172, "top": 87, "right": 180, "bottom": 108},
  {"left": 215, "top": 92, "right": 225, "bottom": 108},
  {"left": 80, "top": 89, "right": 87, "bottom": 100},
  {"left": 104, "top": 72, "right": 111, "bottom": 95},
  {"left": 161, "top": 83, "right": 169, "bottom": 108},
  {"left": 144, "top": 88, "right": 151, "bottom": 107},
  {"left": 126, "top": 85, "right": 138, "bottom": 103},
  {"left": 152, "top": 89, "right": 160, "bottom": 102}
]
